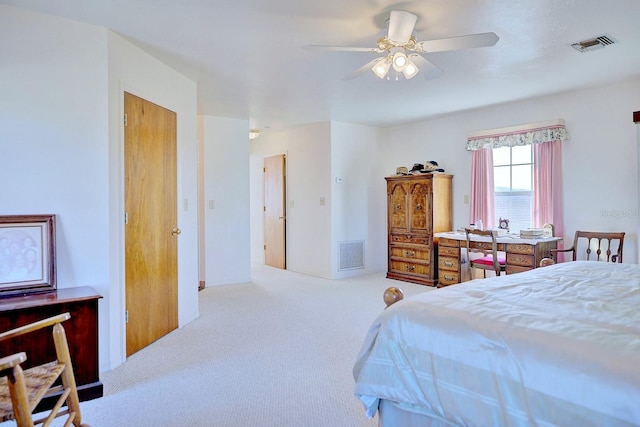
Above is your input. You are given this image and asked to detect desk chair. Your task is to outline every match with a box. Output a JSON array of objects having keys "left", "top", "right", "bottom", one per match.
[
  {"left": 0, "top": 313, "right": 88, "bottom": 427},
  {"left": 465, "top": 228, "right": 506, "bottom": 278},
  {"left": 539, "top": 258, "right": 555, "bottom": 267},
  {"left": 551, "top": 231, "right": 625, "bottom": 263}
]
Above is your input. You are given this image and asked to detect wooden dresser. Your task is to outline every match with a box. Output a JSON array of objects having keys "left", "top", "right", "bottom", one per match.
[
  {"left": 0, "top": 286, "right": 103, "bottom": 408},
  {"left": 385, "top": 173, "right": 453, "bottom": 286}
]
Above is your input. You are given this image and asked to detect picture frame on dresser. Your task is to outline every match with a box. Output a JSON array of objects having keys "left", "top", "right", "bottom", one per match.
[{"left": 0, "top": 214, "right": 56, "bottom": 297}]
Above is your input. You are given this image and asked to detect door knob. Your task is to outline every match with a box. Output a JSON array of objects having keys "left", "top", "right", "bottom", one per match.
[{"left": 172, "top": 228, "right": 182, "bottom": 236}]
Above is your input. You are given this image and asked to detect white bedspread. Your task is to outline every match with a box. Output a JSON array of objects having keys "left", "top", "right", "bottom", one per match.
[{"left": 353, "top": 261, "right": 640, "bottom": 426}]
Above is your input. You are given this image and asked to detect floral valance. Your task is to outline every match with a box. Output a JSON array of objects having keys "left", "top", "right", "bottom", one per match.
[{"left": 466, "top": 119, "right": 569, "bottom": 151}]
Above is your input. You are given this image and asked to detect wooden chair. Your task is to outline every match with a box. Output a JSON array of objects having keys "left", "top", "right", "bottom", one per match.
[
  {"left": 0, "top": 313, "right": 88, "bottom": 427},
  {"left": 465, "top": 228, "right": 506, "bottom": 278},
  {"left": 551, "top": 231, "right": 625, "bottom": 263},
  {"left": 539, "top": 257, "right": 555, "bottom": 267}
]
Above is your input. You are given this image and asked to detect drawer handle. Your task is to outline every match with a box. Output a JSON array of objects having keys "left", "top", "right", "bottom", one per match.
[
  {"left": 443, "top": 261, "right": 454, "bottom": 267},
  {"left": 404, "top": 264, "right": 415, "bottom": 271},
  {"left": 396, "top": 203, "right": 402, "bottom": 210},
  {"left": 404, "top": 250, "right": 415, "bottom": 257},
  {"left": 416, "top": 203, "right": 422, "bottom": 211},
  {"left": 444, "top": 275, "right": 455, "bottom": 281}
]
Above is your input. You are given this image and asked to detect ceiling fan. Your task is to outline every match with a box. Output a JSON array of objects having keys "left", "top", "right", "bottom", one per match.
[{"left": 308, "top": 10, "right": 499, "bottom": 81}]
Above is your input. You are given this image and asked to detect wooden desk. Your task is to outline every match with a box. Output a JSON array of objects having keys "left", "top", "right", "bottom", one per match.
[
  {"left": 435, "top": 232, "right": 561, "bottom": 287},
  {"left": 0, "top": 286, "right": 103, "bottom": 408}
]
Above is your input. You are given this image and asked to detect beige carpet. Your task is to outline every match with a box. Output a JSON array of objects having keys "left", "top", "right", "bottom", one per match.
[{"left": 37, "top": 264, "right": 430, "bottom": 427}]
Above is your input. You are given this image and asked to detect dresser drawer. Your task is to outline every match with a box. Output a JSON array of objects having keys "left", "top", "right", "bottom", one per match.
[
  {"left": 391, "top": 234, "right": 429, "bottom": 244},
  {"left": 390, "top": 245, "right": 430, "bottom": 261},
  {"left": 438, "top": 256, "right": 459, "bottom": 271},
  {"left": 506, "top": 252, "right": 535, "bottom": 267},
  {"left": 505, "top": 243, "right": 535, "bottom": 255},
  {"left": 438, "top": 246, "right": 459, "bottom": 257},
  {"left": 389, "top": 260, "right": 430, "bottom": 275},
  {"left": 438, "top": 270, "right": 460, "bottom": 285},
  {"left": 438, "top": 237, "right": 460, "bottom": 247}
]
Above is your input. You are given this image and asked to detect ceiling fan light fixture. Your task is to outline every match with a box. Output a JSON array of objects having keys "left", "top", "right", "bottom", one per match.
[
  {"left": 403, "top": 60, "right": 419, "bottom": 79},
  {"left": 392, "top": 51, "right": 408, "bottom": 71},
  {"left": 372, "top": 57, "right": 391, "bottom": 79}
]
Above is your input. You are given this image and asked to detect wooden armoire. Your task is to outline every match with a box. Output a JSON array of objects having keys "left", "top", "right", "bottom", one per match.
[{"left": 385, "top": 173, "right": 453, "bottom": 286}]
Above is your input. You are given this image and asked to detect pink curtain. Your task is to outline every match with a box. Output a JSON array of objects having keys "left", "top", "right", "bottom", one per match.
[
  {"left": 534, "top": 140, "right": 564, "bottom": 259},
  {"left": 469, "top": 148, "right": 495, "bottom": 229}
]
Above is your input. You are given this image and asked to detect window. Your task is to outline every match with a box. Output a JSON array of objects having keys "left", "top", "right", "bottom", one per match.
[
  {"left": 468, "top": 120, "right": 566, "bottom": 238},
  {"left": 493, "top": 145, "right": 533, "bottom": 233}
]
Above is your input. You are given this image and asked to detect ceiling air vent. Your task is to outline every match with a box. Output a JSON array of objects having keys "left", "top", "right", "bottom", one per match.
[{"left": 571, "top": 34, "right": 615, "bottom": 52}]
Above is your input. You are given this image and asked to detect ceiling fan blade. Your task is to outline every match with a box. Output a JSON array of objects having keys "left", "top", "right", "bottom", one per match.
[
  {"left": 415, "top": 32, "right": 499, "bottom": 53},
  {"left": 342, "top": 57, "right": 384, "bottom": 81},
  {"left": 410, "top": 54, "right": 443, "bottom": 80},
  {"left": 387, "top": 10, "right": 417, "bottom": 44},
  {"left": 304, "top": 45, "right": 383, "bottom": 53}
]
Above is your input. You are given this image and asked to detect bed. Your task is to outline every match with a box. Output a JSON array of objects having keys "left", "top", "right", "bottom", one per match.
[{"left": 353, "top": 261, "right": 640, "bottom": 426}]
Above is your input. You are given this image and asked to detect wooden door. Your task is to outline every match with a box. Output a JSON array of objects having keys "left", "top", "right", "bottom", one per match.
[
  {"left": 264, "top": 155, "right": 286, "bottom": 269},
  {"left": 124, "top": 92, "right": 178, "bottom": 356}
]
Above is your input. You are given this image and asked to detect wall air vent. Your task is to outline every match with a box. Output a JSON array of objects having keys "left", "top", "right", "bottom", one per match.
[
  {"left": 570, "top": 34, "right": 615, "bottom": 52},
  {"left": 338, "top": 240, "right": 365, "bottom": 271}
]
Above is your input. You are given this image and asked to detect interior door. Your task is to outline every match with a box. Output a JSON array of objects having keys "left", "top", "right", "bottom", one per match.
[
  {"left": 264, "top": 154, "right": 286, "bottom": 269},
  {"left": 124, "top": 92, "right": 178, "bottom": 356}
]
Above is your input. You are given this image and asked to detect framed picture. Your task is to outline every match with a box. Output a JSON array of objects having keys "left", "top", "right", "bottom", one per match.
[{"left": 0, "top": 214, "right": 56, "bottom": 297}]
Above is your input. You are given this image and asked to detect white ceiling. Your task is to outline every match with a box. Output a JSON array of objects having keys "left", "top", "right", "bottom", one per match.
[{"left": 4, "top": 0, "right": 640, "bottom": 132}]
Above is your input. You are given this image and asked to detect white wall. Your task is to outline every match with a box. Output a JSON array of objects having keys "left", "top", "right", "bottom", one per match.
[
  {"left": 1, "top": 4, "right": 112, "bottom": 366},
  {"left": 1, "top": 4, "right": 201, "bottom": 371},
  {"left": 380, "top": 78, "right": 640, "bottom": 263},
  {"left": 201, "top": 116, "right": 251, "bottom": 286},
  {"left": 250, "top": 123, "right": 332, "bottom": 278},
  {"left": 330, "top": 122, "right": 386, "bottom": 278}
]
